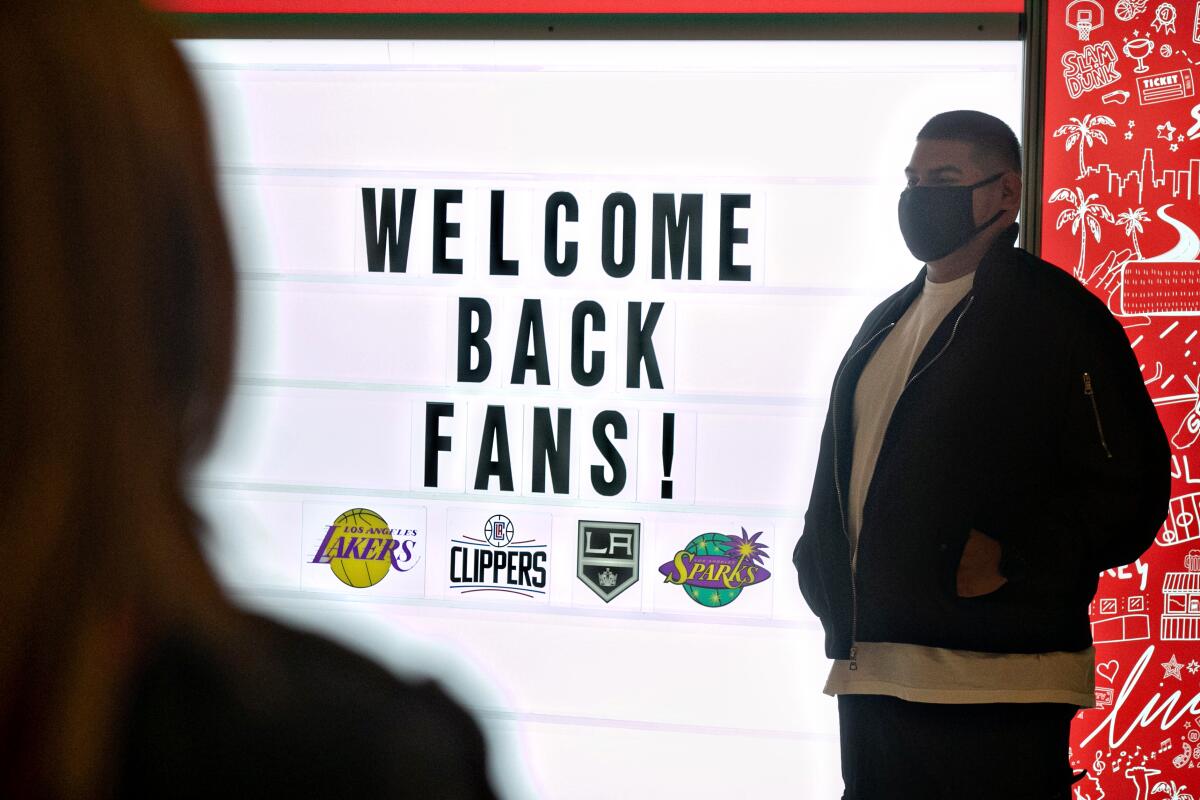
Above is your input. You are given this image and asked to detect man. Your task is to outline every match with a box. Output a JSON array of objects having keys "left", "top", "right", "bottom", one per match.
[{"left": 791, "top": 110, "right": 1171, "bottom": 799}]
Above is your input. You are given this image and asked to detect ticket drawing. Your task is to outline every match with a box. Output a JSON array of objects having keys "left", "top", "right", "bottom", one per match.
[
  {"left": 1120, "top": 263, "right": 1200, "bottom": 316},
  {"left": 1137, "top": 68, "right": 1196, "bottom": 105}
]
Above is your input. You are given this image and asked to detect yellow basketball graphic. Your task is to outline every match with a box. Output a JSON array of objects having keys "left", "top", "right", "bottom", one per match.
[{"left": 324, "top": 508, "right": 393, "bottom": 588}]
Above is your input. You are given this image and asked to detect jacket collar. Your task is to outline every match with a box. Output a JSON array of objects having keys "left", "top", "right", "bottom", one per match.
[
  {"left": 878, "top": 221, "right": 1020, "bottom": 330},
  {"left": 970, "top": 222, "right": 1020, "bottom": 295}
]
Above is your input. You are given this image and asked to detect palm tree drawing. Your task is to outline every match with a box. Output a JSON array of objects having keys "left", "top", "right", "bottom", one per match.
[
  {"left": 1053, "top": 114, "right": 1116, "bottom": 179},
  {"left": 1051, "top": 186, "right": 1115, "bottom": 279},
  {"left": 1117, "top": 207, "right": 1151, "bottom": 260}
]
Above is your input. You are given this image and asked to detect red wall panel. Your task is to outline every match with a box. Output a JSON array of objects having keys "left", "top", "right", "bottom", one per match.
[{"left": 1043, "top": 0, "right": 1200, "bottom": 794}]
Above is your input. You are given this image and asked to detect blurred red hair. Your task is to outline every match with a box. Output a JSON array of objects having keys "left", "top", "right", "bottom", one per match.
[{"left": 0, "top": 1, "right": 239, "bottom": 794}]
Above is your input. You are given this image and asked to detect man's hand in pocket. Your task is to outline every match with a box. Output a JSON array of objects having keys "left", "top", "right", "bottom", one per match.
[{"left": 956, "top": 529, "right": 1008, "bottom": 597}]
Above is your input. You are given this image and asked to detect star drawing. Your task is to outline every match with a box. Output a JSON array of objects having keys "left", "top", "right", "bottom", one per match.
[
  {"left": 1126, "top": 131, "right": 1134, "bottom": 140},
  {"left": 1188, "top": 659, "right": 1199, "bottom": 674},
  {"left": 1172, "top": 143, "right": 1181, "bottom": 152},
  {"left": 1164, "top": 654, "right": 1185, "bottom": 680},
  {"left": 1158, "top": 120, "right": 1177, "bottom": 141}
]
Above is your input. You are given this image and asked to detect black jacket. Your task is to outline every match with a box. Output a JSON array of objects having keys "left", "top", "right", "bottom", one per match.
[{"left": 792, "top": 225, "right": 1171, "bottom": 660}]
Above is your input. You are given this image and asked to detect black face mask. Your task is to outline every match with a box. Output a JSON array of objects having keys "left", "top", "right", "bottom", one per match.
[{"left": 897, "top": 172, "right": 1006, "bottom": 262}]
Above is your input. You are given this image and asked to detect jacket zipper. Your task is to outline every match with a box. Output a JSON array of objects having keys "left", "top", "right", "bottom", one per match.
[
  {"left": 836, "top": 294, "right": 975, "bottom": 671},
  {"left": 904, "top": 296, "right": 975, "bottom": 390},
  {"left": 831, "top": 322, "right": 895, "bottom": 671},
  {"left": 1082, "top": 372, "right": 1113, "bottom": 459}
]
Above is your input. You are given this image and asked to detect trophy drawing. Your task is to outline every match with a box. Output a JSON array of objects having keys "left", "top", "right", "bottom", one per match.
[{"left": 1124, "top": 37, "right": 1155, "bottom": 74}]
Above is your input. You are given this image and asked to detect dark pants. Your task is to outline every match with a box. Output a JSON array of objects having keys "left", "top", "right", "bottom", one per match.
[{"left": 838, "top": 694, "right": 1083, "bottom": 800}]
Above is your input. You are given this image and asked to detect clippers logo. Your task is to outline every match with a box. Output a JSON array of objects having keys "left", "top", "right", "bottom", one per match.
[
  {"left": 1137, "top": 69, "right": 1196, "bottom": 105},
  {"left": 310, "top": 508, "right": 420, "bottom": 589},
  {"left": 449, "top": 514, "right": 548, "bottom": 599},
  {"left": 577, "top": 521, "right": 641, "bottom": 602},
  {"left": 487, "top": 514, "right": 514, "bottom": 547}
]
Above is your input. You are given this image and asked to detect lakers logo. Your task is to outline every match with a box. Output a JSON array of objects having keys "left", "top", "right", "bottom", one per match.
[{"left": 310, "top": 508, "right": 418, "bottom": 588}]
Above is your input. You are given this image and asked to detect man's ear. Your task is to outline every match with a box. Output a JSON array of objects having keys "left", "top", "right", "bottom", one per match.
[{"left": 1001, "top": 171, "right": 1023, "bottom": 206}]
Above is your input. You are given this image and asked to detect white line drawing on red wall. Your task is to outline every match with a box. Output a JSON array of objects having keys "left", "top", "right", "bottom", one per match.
[
  {"left": 1173, "top": 377, "right": 1200, "bottom": 448},
  {"left": 1119, "top": 206, "right": 1200, "bottom": 315},
  {"left": 1137, "top": 68, "right": 1196, "bottom": 104},
  {"left": 1159, "top": 496, "right": 1200, "bottom": 548},
  {"left": 1187, "top": 102, "right": 1200, "bottom": 139},
  {"left": 1092, "top": 149, "right": 1200, "bottom": 203},
  {"left": 1066, "top": 41, "right": 1126, "bottom": 98},
  {"left": 1075, "top": 772, "right": 1107, "bottom": 800},
  {"left": 1193, "top": 0, "right": 1200, "bottom": 42},
  {"left": 1106, "top": 557, "right": 1152, "bottom": 590},
  {"left": 1152, "top": 2, "right": 1180, "bottom": 35},
  {"left": 1161, "top": 552, "right": 1200, "bottom": 638},
  {"left": 1165, "top": 654, "right": 1186, "bottom": 679},
  {"left": 1057, "top": 114, "right": 1118, "bottom": 177},
  {"left": 1098, "top": 658, "right": 1120, "bottom": 708},
  {"left": 1128, "top": 765, "right": 1164, "bottom": 800},
  {"left": 1173, "top": 731, "right": 1200, "bottom": 769},
  {"left": 1095, "top": 611, "right": 1153, "bottom": 642},
  {"left": 1117, "top": 0, "right": 1151, "bottom": 22},
  {"left": 1070, "top": 0, "right": 1107, "bottom": 40},
  {"left": 1087, "top": 249, "right": 1132, "bottom": 309},
  {"left": 1172, "top": 453, "right": 1200, "bottom": 483},
  {"left": 1151, "top": 778, "right": 1195, "bottom": 798},
  {"left": 1052, "top": 186, "right": 1116, "bottom": 277},
  {"left": 1120, "top": 207, "right": 1153, "bottom": 257},
  {"left": 1147, "top": 361, "right": 1167, "bottom": 386},
  {"left": 1127, "top": 36, "right": 1159, "bottom": 74},
  {"left": 1104, "top": 88, "right": 1133, "bottom": 103}
]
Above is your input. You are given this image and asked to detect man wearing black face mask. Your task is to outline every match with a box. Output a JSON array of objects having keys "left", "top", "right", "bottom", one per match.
[{"left": 792, "top": 110, "right": 1171, "bottom": 799}]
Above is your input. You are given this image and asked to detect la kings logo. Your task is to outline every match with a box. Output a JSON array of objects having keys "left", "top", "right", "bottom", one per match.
[{"left": 577, "top": 521, "right": 640, "bottom": 602}]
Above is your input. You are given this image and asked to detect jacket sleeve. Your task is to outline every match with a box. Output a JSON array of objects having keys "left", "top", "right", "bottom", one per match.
[
  {"left": 792, "top": 306, "right": 890, "bottom": 620},
  {"left": 793, "top": 407, "right": 835, "bottom": 621},
  {"left": 983, "top": 301, "right": 1171, "bottom": 584}
]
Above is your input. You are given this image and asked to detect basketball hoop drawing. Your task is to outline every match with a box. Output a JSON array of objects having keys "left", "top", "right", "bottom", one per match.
[{"left": 1067, "top": 0, "right": 1105, "bottom": 40}]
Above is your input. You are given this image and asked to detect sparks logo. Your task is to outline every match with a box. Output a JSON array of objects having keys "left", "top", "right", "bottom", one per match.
[
  {"left": 310, "top": 508, "right": 420, "bottom": 588},
  {"left": 658, "top": 528, "right": 770, "bottom": 607}
]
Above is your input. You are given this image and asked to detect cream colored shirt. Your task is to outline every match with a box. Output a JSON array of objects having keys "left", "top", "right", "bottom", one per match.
[{"left": 825, "top": 270, "right": 1096, "bottom": 707}]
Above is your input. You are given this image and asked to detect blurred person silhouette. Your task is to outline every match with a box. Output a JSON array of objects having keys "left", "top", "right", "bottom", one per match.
[{"left": 0, "top": 2, "right": 498, "bottom": 797}]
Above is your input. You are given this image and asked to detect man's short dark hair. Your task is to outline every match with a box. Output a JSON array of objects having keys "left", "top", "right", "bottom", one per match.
[{"left": 917, "top": 110, "right": 1022, "bottom": 174}]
